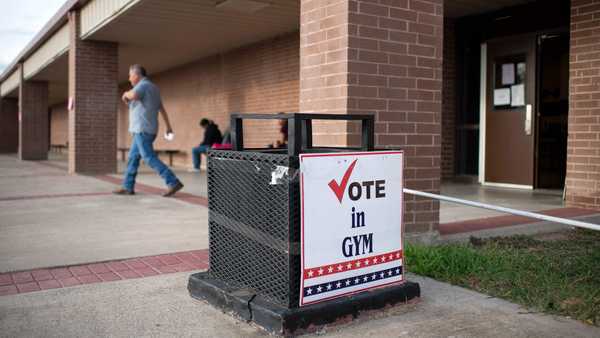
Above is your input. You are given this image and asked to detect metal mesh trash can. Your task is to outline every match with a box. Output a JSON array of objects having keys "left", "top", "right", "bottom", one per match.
[{"left": 189, "top": 113, "right": 419, "bottom": 335}]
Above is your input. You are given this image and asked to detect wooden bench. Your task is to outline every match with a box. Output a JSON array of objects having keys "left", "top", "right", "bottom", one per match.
[
  {"left": 50, "top": 144, "right": 68, "bottom": 153},
  {"left": 118, "top": 147, "right": 182, "bottom": 167}
]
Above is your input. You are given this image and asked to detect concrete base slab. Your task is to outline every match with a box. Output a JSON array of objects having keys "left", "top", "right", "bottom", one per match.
[
  {"left": 0, "top": 272, "right": 268, "bottom": 338},
  {"left": 318, "top": 274, "right": 600, "bottom": 338},
  {"left": 1, "top": 273, "right": 598, "bottom": 337},
  {"left": 188, "top": 271, "right": 420, "bottom": 336}
]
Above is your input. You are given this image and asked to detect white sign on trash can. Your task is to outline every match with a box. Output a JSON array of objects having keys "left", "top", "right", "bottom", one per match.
[{"left": 299, "top": 151, "right": 404, "bottom": 306}]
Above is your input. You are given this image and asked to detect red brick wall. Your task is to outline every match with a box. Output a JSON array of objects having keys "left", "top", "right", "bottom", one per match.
[
  {"left": 68, "top": 10, "right": 119, "bottom": 174},
  {"left": 566, "top": 0, "right": 600, "bottom": 210},
  {"left": 50, "top": 103, "right": 68, "bottom": 146},
  {"left": 19, "top": 76, "right": 49, "bottom": 160},
  {"left": 441, "top": 17, "right": 455, "bottom": 179},
  {"left": 0, "top": 98, "right": 19, "bottom": 153},
  {"left": 300, "top": 0, "right": 443, "bottom": 237},
  {"left": 299, "top": 0, "right": 352, "bottom": 146},
  {"left": 117, "top": 33, "right": 300, "bottom": 167}
]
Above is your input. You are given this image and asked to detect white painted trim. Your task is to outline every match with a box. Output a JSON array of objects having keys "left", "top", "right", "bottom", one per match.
[
  {"left": 23, "top": 49, "right": 68, "bottom": 81},
  {"left": 23, "top": 24, "right": 69, "bottom": 80},
  {"left": 478, "top": 43, "right": 487, "bottom": 184},
  {"left": 80, "top": 0, "right": 142, "bottom": 39},
  {"left": 0, "top": 69, "right": 20, "bottom": 97},
  {"left": 482, "top": 182, "right": 534, "bottom": 190}
]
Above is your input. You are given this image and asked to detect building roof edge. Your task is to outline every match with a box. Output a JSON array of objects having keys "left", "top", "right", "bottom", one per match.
[{"left": 0, "top": 0, "right": 88, "bottom": 82}]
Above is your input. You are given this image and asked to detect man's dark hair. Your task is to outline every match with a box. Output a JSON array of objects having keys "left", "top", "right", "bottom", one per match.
[
  {"left": 129, "top": 64, "right": 147, "bottom": 77},
  {"left": 200, "top": 118, "right": 210, "bottom": 127}
]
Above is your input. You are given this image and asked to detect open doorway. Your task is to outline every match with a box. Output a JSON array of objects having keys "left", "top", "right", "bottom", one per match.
[{"left": 535, "top": 33, "right": 569, "bottom": 190}]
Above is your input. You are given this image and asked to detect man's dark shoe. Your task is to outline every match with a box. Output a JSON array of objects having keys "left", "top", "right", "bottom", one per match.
[
  {"left": 163, "top": 181, "right": 184, "bottom": 197},
  {"left": 113, "top": 187, "right": 135, "bottom": 195}
]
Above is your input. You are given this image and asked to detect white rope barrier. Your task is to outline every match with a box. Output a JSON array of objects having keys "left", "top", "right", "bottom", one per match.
[{"left": 403, "top": 188, "right": 600, "bottom": 232}]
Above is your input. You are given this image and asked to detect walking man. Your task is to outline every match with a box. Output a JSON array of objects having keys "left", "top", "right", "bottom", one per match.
[{"left": 113, "top": 64, "right": 184, "bottom": 197}]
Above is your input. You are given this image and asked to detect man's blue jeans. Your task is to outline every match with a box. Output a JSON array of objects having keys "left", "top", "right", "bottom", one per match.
[
  {"left": 192, "top": 145, "right": 210, "bottom": 169},
  {"left": 123, "top": 133, "right": 179, "bottom": 191}
]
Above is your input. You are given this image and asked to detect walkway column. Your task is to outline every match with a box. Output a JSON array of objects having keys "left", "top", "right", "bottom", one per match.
[
  {"left": 0, "top": 97, "right": 19, "bottom": 154},
  {"left": 566, "top": 1, "right": 600, "bottom": 210},
  {"left": 19, "top": 64, "right": 49, "bottom": 160},
  {"left": 68, "top": 10, "right": 118, "bottom": 174},
  {"left": 299, "top": 0, "right": 444, "bottom": 240},
  {"left": 0, "top": 98, "right": 19, "bottom": 153}
]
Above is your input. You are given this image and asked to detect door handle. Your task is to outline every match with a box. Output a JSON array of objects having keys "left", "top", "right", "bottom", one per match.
[{"left": 525, "top": 104, "right": 532, "bottom": 135}]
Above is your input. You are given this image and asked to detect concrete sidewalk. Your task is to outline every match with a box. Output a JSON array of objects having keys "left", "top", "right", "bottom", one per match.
[
  {"left": 1, "top": 272, "right": 597, "bottom": 338},
  {"left": 0, "top": 155, "right": 207, "bottom": 272}
]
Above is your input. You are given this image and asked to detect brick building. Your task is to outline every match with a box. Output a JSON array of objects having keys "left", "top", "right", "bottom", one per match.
[{"left": 0, "top": 0, "right": 599, "bottom": 240}]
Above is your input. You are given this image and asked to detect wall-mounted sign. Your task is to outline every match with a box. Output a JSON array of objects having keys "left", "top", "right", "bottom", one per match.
[
  {"left": 501, "top": 63, "right": 515, "bottom": 85},
  {"left": 299, "top": 151, "right": 404, "bottom": 306},
  {"left": 511, "top": 84, "right": 525, "bottom": 107},
  {"left": 494, "top": 88, "right": 511, "bottom": 106}
]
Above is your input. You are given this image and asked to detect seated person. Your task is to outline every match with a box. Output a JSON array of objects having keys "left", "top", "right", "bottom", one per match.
[
  {"left": 276, "top": 116, "right": 288, "bottom": 148},
  {"left": 190, "top": 118, "right": 222, "bottom": 172},
  {"left": 268, "top": 113, "right": 288, "bottom": 149}
]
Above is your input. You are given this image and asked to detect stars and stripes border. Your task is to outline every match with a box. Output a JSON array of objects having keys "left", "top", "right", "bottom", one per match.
[
  {"left": 303, "top": 250, "right": 403, "bottom": 280},
  {"left": 303, "top": 265, "right": 403, "bottom": 298}
]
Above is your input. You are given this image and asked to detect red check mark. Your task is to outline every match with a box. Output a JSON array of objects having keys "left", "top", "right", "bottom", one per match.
[{"left": 328, "top": 159, "right": 358, "bottom": 203}]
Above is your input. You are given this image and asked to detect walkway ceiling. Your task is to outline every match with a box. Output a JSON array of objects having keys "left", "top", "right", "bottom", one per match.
[
  {"left": 88, "top": 0, "right": 300, "bottom": 82},
  {"left": 5, "top": 0, "right": 299, "bottom": 105},
  {"left": 445, "top": 0, "right": 536, "bottom": 18},
  {"left": 4, "top": 0, "right": 541, "bottom": 106}
]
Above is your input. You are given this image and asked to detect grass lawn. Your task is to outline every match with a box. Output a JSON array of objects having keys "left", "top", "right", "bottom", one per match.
[{"left": 405, "top": 229, "right": 600, "bottom": 326}]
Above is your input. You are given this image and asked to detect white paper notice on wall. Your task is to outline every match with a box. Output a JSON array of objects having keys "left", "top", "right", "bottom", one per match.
[
  {"left": 502, "top": 63, "right": 515, "bottom": 85},
  {"left": 299, "top": 151, "right": 404, "bottom": 306},
  {"left": 511, "top": 84, "right": 525, "bottom": 107},
  {"left": 494, "top": 88, "right": 511, "bottom": 106}
]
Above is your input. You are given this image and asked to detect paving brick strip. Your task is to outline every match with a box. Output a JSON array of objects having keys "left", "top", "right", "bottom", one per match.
[
  {"left": 439, "top": 207, "right": 599, "bottom": 235},
  {"left": 0, "top": 249, "right": 209, "bottom": 297},
  {"left": 0, "top": 192, "right": 112, "bottom": 202},
  {"left": 95, "top": 175, "right": 208, "bottom": 207}
]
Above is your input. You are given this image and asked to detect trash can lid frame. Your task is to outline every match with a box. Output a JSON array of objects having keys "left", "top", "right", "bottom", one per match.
[{"left": 229, "top": 113, "right": 375, "bottom": 157}]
